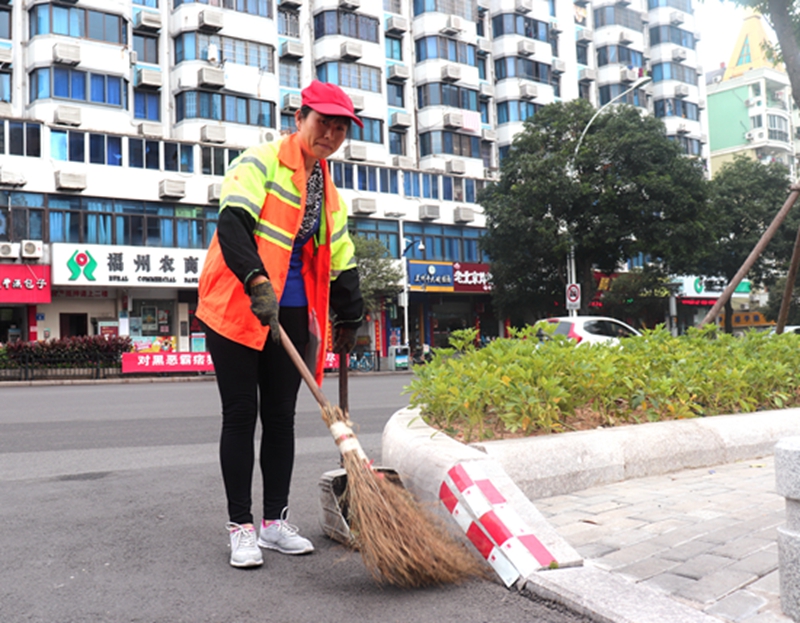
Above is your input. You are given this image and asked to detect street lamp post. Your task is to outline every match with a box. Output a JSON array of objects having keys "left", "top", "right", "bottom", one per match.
[
  {"left": 398, "top": 227, "right": 424, "bottom": 351},
  {"left": 567, "top": 75, "right": 652, "bottom": 317}
]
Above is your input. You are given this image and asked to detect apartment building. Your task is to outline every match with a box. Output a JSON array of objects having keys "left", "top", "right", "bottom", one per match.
[{"left": 0, "top": 0, "right": 706, "bottom": 354}]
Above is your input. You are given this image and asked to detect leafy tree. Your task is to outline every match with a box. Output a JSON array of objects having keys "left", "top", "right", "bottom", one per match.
[
  {"left": 600, "top": 268, "right": 676, "bottom": 329},
  {"left": 479, "top": 99, "right": 709, "bottom": 322},
  {"left": 763, "top": 274, "right": 800, "bottom": 325},
  {"left": 352, "top": 236, "right": 403, "bottom": 314},
  {"left": 703, "top": 155, "right": 792, "bottom": 332}
]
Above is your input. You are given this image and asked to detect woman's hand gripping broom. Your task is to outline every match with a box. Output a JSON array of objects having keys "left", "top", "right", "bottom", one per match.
[{"left": 278, "top": 326, "right": 486, "bottom": 588}]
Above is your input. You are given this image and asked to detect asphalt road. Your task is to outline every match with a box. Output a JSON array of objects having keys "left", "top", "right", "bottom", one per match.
[{"left": 0, "top": 375, "right": 590, "bottom": 623}]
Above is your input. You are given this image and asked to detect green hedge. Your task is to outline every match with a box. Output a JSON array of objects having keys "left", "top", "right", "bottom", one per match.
[
  {"left": 0, "top": 335, "right": 133, "bottom": 369},
  {"left": 406, "top": 324, "right": 800, "bottom": 442}
]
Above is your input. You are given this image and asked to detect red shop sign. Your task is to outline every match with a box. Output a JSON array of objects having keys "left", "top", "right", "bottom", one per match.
[
  {"left": 122, "top": 352, "right": 215, "bottom": 374},
  {"left": 453, "top": 262, "right": 493, "bottom": 293},
  {"left": 0, "top": 264, "right": 52, "bottom": 304}
]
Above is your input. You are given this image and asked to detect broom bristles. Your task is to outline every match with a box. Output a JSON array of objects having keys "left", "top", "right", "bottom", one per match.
[{"left": 321, "top": 404, "right": 487, "bottom": 588}]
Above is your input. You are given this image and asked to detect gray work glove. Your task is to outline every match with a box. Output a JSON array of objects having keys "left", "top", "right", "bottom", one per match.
[
  {"left": 332, "top": 325, "right": 358, "bottom": 354},
  {"left": 249, "top": 281, "right": 280, "bottom": 343}
]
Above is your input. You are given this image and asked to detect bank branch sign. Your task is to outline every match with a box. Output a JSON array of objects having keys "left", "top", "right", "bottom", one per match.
[{"left": 52, "top": 243, "right": 207, "bottom": 287}]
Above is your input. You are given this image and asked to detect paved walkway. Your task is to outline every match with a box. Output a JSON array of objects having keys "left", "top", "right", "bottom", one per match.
[{"left": 535, "top": 456, "right": 790, "bottom": 622}]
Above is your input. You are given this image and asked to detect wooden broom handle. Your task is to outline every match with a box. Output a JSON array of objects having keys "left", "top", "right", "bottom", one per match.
[
  {"left": 278, "top": 324, "right": 329, "bottom": 410},
  {"left": 339, "top": 352, "right": 349, "bottom": 415}
]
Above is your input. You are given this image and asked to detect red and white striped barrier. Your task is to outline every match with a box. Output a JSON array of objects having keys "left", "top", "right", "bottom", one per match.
[{"left": 440, "top": 462, "right": 557, "bottom": 586}]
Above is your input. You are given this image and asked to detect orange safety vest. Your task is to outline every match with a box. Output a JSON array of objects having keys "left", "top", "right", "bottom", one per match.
[{"left": 196, "top": 133, "right": 356, "bottom": 385}]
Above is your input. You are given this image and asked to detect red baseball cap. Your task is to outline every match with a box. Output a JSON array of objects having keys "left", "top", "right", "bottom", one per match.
[{"left": 301, "top": 80, "right": 364, "bottom": 128}]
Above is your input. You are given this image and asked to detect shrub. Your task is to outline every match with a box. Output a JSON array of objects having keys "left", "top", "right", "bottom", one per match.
[
  {"left": 406, "top": 324, "right": 800, "bottom": 442},
  {"left": 0, "top": 335, "right": 133, "bottom": 369}
]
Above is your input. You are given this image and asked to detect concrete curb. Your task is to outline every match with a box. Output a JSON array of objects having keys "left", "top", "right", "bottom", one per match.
[{"left": 381, "top": 408, "right": 800, "bottom": 623}]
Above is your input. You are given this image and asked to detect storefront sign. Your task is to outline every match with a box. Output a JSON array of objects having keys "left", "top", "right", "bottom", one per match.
[
  {"left": 408, "top": 261, "right": 454, "bottom": 292},
  {"left": 675, "top": 275, "right": 751, "bottom": 298},
  {"left": 51, "top": 243, "right": 207, "bottom": 288},
  {"left": 453, "top": 262, "right": 492, "bottom": 292},
  {"left": 122, "top": 352, "right": 214, "bottom": 373},
  {"left": 0, "top": 264, "right": 51, "bottom": 303}
]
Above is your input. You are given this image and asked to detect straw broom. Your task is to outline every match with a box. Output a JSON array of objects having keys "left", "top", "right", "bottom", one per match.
[{"left": 279, "top": 326, "right": 486, "bottom": 588}]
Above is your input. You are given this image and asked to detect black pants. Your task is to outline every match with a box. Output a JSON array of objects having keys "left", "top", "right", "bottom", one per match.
[{"left": 204, "top": 307, "right": 308, "bottom": 524}]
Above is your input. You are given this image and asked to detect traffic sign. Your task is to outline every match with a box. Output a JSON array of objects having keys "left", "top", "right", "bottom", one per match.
[{"left": 566, "top": 283, "right": 581, "bottom": 310}]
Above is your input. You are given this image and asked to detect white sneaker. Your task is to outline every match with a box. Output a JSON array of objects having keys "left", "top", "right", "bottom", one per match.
[
  {"left": 257, "top": 509, "right": 314, "bottom": 555},
  {"left": 226, "top": 522, "right": 264, "bottom": 568}
]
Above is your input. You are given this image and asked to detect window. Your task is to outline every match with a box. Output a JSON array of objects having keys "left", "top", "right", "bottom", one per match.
[
  {"left": 134, "top": 89, "right": 160, "bottom": 121},
  {"left": 651, "top": 62, "right": 698, "bottom": 85},
  {"left": 596, "top": 45, "right": 644, "bottom": 68},
  {"left": 654, "top": 98, "right": 699, "bottom": 121},
  {"left": 201, "top": 146, "right": 229, "bottom": 176},
  {"left": 496, "top": 100, "right": 539, "bottom": 124},
  {"left": 413, "top": 0, "right": 475, "bottom": 20},
  {"left": 737, "top": 36, "right": 751, "bottom": 66},
  {"left": 173, "top": 0, "right": 272, "bottom": 18},
  {"left": 386, "top": 35, "right": 403, "bottom": 60},
  {"left": 768, "top": 114, "right": 789, "bottom": 142},
  {"left": 7, "top": 122, "right": 42, "bottom": 157},
  {"left": 174, "top": 32, "right": 274, "bottom": 70},
  {"left": 491, "top": 13, "right": 550, "bottom": 43},
  {"left": 129, "top": 138, "right": 160, "bottom": 169},
  {"left": 389, "top": 130, "right": 405, "bottom": 155},
  {"left": 598, "top": 84, "right": 648, "bottom": 107},
  {"left": 0, "top": 6, "right": 10, "bottom": 39},
  {"left": 317, "top": 62, "right": 382, "bottom": 93},
  {"left": 647, "top": 0, "right": 693, "bottom": 13},
  {"left": 280, "top": 61, "right": 301, "bottom": 88},
  {"left": 419, "top": 131, "right": 481, "bottom": 158},
  {"left": 29, "top": 5, "right": 127, "bottom": 44},
  {"left": 30, "top": 68, "right": 127, "bottom": 108},
  {"left": 348, "top": 217, "right": 400, "bottom": 257},
  {"left": 751, "top": 115, "right": 763, "bottom": 129},
  {"left": 314, "top": 10, "right": 379, "bottom": 43},
  {"left": 51, "top": 130, "right": 85, "bottom": 163},
  {"left": 415, "top": 36, "right": 477, "bottom": 66},
  {"left": 134, "top": 33, "right": 159, "bottom": 64},
  {"left": 357, "top": 165, "right": 379, "bottom": 192},
  {"left": 350, "top": 117, "right": 383, "bottom": 144},
  {"left": 649, "top": 25, "right": 696, "bottom": 49},
  {"left": 387, "top": 82, "right": 404, "bottom": 107},
  {"left": 175, "top": 91, "right": 275, "bottom": 127},
  {"left": 576, "top": 42, "right": 589, "bottom": 65},
  {"left": 0, "top": 70, "right": 9, "bottom": 103},
  {"left": 134, "top": 0, "right": 159, "bottom": 6},
  {"left": 402, "top": 222, "right": 487, "bottom": 262},
  {"left": 417, "top": 82, "right": 479, "bottom": 110},
  {"left": 331, "top": 162, "right": 355, "bottom": 189},
  {"left": 281, "top": 113, "right": 295, "bottom": 132},
  {"left": 278, "top": 9, "right": 300, "bottom": 37},
  {"left": 164, "top": 142, "right": 194, "bottom": 173},
  {"left": 379, "top": 168, "right": 399, "bottom": 194},
  {"left": 494, "top": 57, "right": 551, "bottom": 85},
  {"left": 89, "top": 134, "right": 122, "bottom": 166},
  {"left": 593, "top": 6, "right": 644, "bottom": 29}
]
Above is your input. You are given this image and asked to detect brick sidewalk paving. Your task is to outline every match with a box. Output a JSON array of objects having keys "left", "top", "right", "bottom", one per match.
[{"left": 536, "top": 456, "right": 790, "bottom": 622}]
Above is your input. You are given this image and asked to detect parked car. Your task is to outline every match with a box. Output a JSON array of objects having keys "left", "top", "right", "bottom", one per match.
[
  {"left": 544, "top": 316, "right": 641, "bottom": 345},
  {"left": 769, "top": 325, "right": 800, "bottom": 336}
]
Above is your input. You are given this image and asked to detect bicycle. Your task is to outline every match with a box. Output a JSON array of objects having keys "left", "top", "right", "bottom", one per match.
[{"left": 348, "top": 351, "right": 375, "bottom": 372}]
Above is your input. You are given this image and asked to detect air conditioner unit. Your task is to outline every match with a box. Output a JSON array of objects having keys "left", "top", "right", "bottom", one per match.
[
  {"left": 390, "top": 112, "right": 412, "bottom": 129},
  {"left": 695, "top": 64, "right": 703, "bottom": 75},
  {"left": 670, "top": 11, "right": 684, "bottom": 24},
  {"left": 700, "top": 134, "right": 708, "bottom": 144},
  {"left": 283, "top": 93, "right": 302, "bottom": 111},
  {"left": 520, "top": 83, "right": 538, "bottom": 99},
  {"left": 672, "top": 48, "right": 687, "bottom": 62},
  {"left": 620, "top": 68, "right": 637, "bottom": 83},
  {"left": 481, "top": 128, "right": 496, "bottom": 142},
  {"left": 198, "top": 9, "right": 224, "bottom": 31},
  {"left": 21, "top": 240, "right": 44, "bottom": 259},
  {"left": 208, "top": 183, "right": 222, "bottom": 202},
  {"left": 579, "top": 68, "right": 597, "bottom": 82},
  {"left": 517, "top": 40, "right": 536, "bottom": 57},
  {"left": 198, "top": 67, "right": 225, "bottom": 88},
  {"left": 54, "top": 105, "right": 82, "bottom": 126},
  {"left": 261, "top": 129, "right": 277, "bottom": 142},
  {"left": 441, "top": 64, "right": 461, "bottom": 82},
  {"left": 350, "top": 94, "right": 365, "bottom": 111},
  {"left": 133, "top": 10, "right": 161, "bottom": 31},
  {"left": 340, "top": 41, "right": 362, "bottom": 60},
  {"left": 135, "top": 68, "right": 162, "bottom": 88},
  {"left": 745, "top": 130, "right": 755, "bottom": 142},
  {"left": 388, "top": 64, "right": 410, "bottom": 83},
  {"left": 576, "top": 29, "right": 593, "bottom": 43},
  {"left": 278, "top": 0, "right": 301, "bottom": 7},
  {"left": 619, "top": 30, "right": 633, "bottom": 44},
  {"left": 640, "top": 11, "right": 649, "bottom": 23},
  {"left": 201, "top": 125, "right": 226, "bottom": 143},
  {"left": 674, "top": 84, "right": 689, "bottom": 98},
  {"left": 393, "top": 156, "right": 414, "bottom": 169},
  {"left": 454, "top": 207, "right": 475, "bottom": 223},
  {"left": 574, "top": 0, "right": 589, "bottom": 7},
  {"left": 207, "top": 43, "right": 219, "bottom": 64},
  {"left": 159, "top": 179, "right": 186, "bottom": 199},
  {"left": 138, "top": 122, "right": 163, "bottom": 138},
  {"left": 345, "top": 144, "right": 367, "bottom": 161},
  {"left": 53, "top": 42, "right": 80, "bottom": 65},
  {"left": 616, "top": 0, "right": 631, "bottom": 6},
  {"left": 446, "top": 159, "right": 466, "bottom": 174},
  {"left": 694, "top": 31, "right": 701, "bottom": 42},
  {"left": 129, "top": 50, "right": 138, "bottom": 65},
  {"left": 352, "top": 198, "right": 377, "bottom": 215},
  {"left": 441, "top": 15, "right": 464, "bottom": 35},
  {"left": 697, "top": 98, "right": 706, "bottom": 109},
  {"left": 444, "top": 112, "right": 464, "bottom": 129},
  {"left": 0, "top": 243, "right": 20, "bottom": 259},
  {"left": 280, "top": 40, "right": 304, "bottom": 59},
  {"left": 677, "top": 123, "right": 689, "bottom": 134},
  {"left": 516, "top": 0, "right": 533, "bottom": 13},
  {"left": 55, "top": 171, "right": 87, "bottom": 190},
  {"left": 386, "top": 15, "right": 408, "bottom": 34},
  {"left": 477, "top": 38, "right": 491, "bottom": 56},
  {"left": 0, "top": 168, "right": 26, "bottom": 187},
  {"left": 419, "top": 204, "right": 440, "bottom": 220},
  {"left": 479, "top": 82, "right": 494, "bottom": 99},
  {"left": 339, "top": 0, "right": 360, "bottom": 9},
  {"left": 0, "top": 47, "right": 11, "bottom": 64},
  {"left": 552, "top": 58, "right": 567, "bottom": 74},
  {"left": 549, "top": 20, "right": 563, "bottom": 34}
]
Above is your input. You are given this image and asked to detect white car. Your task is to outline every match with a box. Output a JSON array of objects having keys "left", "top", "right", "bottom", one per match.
[{"left": 544, "top": 316, "right": 642, "bottom": 345}]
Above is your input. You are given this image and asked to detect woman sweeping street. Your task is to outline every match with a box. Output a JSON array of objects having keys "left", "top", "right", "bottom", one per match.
[{"left": 196, "top": 80, "right": 364, "bottom": 568}]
